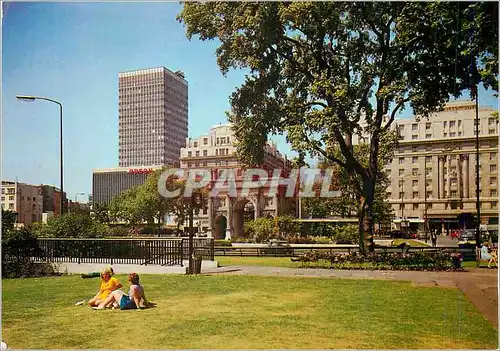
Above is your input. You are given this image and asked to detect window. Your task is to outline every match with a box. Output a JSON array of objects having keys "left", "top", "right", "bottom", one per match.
[
  {"left": 412, "top": 135, "right": 418, "bottom": 140},
  {"left": 425, "top": 156, "right": 432, "bottom": 163},
  {"left": 490, "top": 165, "right": 497, "bottom": 173},
  {"left": 399, "top": 169, "right": 404, "bottom": 176},
  {"left": 491, "top": 190, "right": 497, "bottom": 198},
  {"left": 399, "top": 204, "right": 405, "bottom": 210},
  {"left": 443, "top": 121, "right": 447, "bottom": 128},
  {"left": 449, "top": 132, "right": 456, "bottom": 137},
  {"left": 451, "top": 190, "right": 457, "bottom": 197},
  {"left": 203, "top": 161, "right": 207, "bottom": 167},
  {"left": 489, "top": 117, "right": 496, "bottom": 125},
  {"left": 489, "top": 128, "right": 496, "bottom": 135},
  {"left": 1, "top": 189, "right": 3, "bottom": 194},
  {"left": 387, "top": 192, "right": 392, "bottom": 198},
  {"left": 412, "top": 168, "right": 419, "bottom": 176},
  {"left": 8, "top": 203, "right": 14, "bottom": 209},
  {"left": 412, "top": 124, "right": 418, "bottom": 131},
  {"left": 398, "top": 125, "right": 404, "bottom": 133},
  {"left": 425, "top": 133, "right": 432, "bottom": 139},
  {"left": 0, "top": 196, "right": 3, "bottom": 201},
  {"left": 426, "top": 203, "right": 432, "bottom": 209},
  {"left": 450, "top": 121, "right": 456, "bottom": 128},
  {"left": 458, "top": 120, "right": 462, "bottom": 128},
  {"left": 426, "top": 180, "right": 432, "bottom": 187},
  {"left": 490, "top": 177, "right": 497, "bottom": 185},
  {"left": 8, "top": 196, "right": 14, "bottom": 201},
  {"left": 193, "top": 141, "right": 198, "bottom": 147},
  {"left": 491, "top": 152, "right": 497, "bottom": 161},
  {"left": 216, "top": 137, "right": 220, "bottom": 145},
  {"left": 221, "top": 137, "right": 226, "bottom": 144},
  {"left": 412, "top": 146, "right": 418, "bottom": 153},
  {"left": 399, "top": 157, "right": 405, "bottom": 165},
  {"left": 399, "top": 192, "right": 404, "bottom": 199},
  {"left": 443, "top": 132, "right": 447, "bottom": 137},
  {"left": 399, "top": 180, "right": 404, "bottom": 187},
  {"left": 195, "top": 151, "right": 200, "bottom": 157},
  {"left": 492, "top": 202, "right": 498, "bottom": 210},
  {"left": 412, "top": 157, "right": 418, "bottom": 163},
  {"left": 412, "top": 192, "right": 419, "bottom": 199},
  {"left": 426, "top": 191, "right": 432, "bottom": 198},
  {"left": 412, "top": 180, "right": 418, "bottom": 187},
  {"left": 203, "top": 138, "right": 208, "bottom": 145},
  {"left": 426, "top": 122, "right": 431, "bottom": 130},
  {"left": 203, "top": 150, "right": 207, "bottom": 156},
  {"left": 413, "top": 204, "right": 419, "bottom": 210},
  {"left": 188, "top": 151, "right": 192, "bottom": 157}
]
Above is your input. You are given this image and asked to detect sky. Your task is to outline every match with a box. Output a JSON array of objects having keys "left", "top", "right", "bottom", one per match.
[{"left": 2, "top": 2, "right": 498, "bottom": 203}]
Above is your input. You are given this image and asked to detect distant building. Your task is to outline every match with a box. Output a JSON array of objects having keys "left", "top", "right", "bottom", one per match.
[
  {"left": 92, "top": 165, "right": 164, "bottom": 205},
  {"left": 1, "top": 181, "right": 43, "bottom": 226},
  {"left": 118, "top": 67, "right": 188, "bottom": 167},
  {"left": 38, "top": 185, "right": 66, "bottom": 216},
  {"left": 381, "top": 101, "right": 498, "bottom": 233},
  {"left": 179, "top": 124, "right": 295, "bottom": 239}
]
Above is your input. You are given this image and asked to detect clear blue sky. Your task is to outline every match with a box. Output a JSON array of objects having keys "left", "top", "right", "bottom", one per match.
[{"left": 2, "top": 2, "right": 498, "bottom": 202}]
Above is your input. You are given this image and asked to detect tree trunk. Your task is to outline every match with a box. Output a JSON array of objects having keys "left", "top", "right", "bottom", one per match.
[{"left": 358, "top": 177, "right": 376, "bottom": 255}]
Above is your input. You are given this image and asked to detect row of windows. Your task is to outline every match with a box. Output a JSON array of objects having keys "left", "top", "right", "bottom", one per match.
[
  {"left": 395, "top": 201, "right": 498, "bottom": 211},
  {"left": 390, "top": 188, "right": 498, "bottom": 199}
]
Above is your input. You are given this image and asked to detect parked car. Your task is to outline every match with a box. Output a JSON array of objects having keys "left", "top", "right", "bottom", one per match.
[{"left": 458, "top": 229, "right": 476, "bottom": 244}]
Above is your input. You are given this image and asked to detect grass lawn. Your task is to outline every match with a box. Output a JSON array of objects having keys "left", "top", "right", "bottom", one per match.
[
  {"left": 392, "top": 239, "right": 430, "bottom": 247},
  {"left": 2, "top": 274, "right": 497, "bottom": 349}
]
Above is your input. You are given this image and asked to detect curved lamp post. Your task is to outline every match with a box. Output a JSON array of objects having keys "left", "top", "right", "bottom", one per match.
[{"left": 16, "top": 95, "right": 64, "bottom": 214}]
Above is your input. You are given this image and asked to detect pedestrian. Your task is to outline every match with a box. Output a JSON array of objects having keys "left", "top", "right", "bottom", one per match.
[{"left": 431, "top": 230, "right": 437, "bottom": 247}]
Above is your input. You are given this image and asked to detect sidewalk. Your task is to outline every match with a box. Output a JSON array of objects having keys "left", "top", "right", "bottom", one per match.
[{"left": 202, "top": 265, "right": 498, "bottom": 328}]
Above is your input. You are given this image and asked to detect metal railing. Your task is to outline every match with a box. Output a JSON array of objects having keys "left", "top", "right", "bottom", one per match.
[{"left": 34, "top": 238, "right": 185, "bottom": 266}]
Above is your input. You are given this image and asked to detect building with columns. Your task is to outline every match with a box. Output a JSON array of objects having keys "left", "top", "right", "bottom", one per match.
[
  {"left": 385, "top": 101, "right": 498, "bottom": 233},
  {"left": 180, "top": 124, "right": 295, "bottom": 239}
]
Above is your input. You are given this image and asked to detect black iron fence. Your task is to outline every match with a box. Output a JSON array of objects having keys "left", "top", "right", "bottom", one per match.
[
  {"left": 35, "top": 238, "right": 185, "bottom": 266},
  {"left": 180, "top": 237, "right": 215, "bottom": 261}
]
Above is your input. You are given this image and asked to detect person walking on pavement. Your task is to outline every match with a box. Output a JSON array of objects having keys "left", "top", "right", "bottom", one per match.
[{"left": 431, "top": 230, "right": 437, "bottom": 247}]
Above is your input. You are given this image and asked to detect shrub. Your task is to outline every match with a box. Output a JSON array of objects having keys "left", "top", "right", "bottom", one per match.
[
  {"left": 244, "top": 217, "right": 276, "bottom": 243},
  {"left": 215, "top": 240, "right": 232, "bottom": 246},
  {"left": 332, "top": 225, "right": 358, "bottom": 244},
  {"left": 32, "top": 213, "right": 108, "bottom": 238},
  {"left": 274, "top": 215, "right": 299, "bottom": 238},
  {"left": 1, "top": 227, "right": 58, "bottom": 278},
  {"left": 293, "top": 250, "right": 463, "bottom": 271}
]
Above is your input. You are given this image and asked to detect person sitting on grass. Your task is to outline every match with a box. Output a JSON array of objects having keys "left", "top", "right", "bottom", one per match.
[
  {"left": 95, "top": 273, "right": 154, "bottom": 310},
  {"left": 87, "top": 268, "right": 123, "bottom": 307},
  {"left": 481, "top": 242, "right": 498, "bottom": 268}
]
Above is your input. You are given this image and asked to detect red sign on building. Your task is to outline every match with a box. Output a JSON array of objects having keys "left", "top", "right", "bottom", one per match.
[{"left": 128, "top": 168, "right": 153, "bottom": 174}]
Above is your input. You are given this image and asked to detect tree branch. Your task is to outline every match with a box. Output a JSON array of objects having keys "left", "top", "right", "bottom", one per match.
[{"left": 382, "top": 96, "right": 413, "bottom": 131}]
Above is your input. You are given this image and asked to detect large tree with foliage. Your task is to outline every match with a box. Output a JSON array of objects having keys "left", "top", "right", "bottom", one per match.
[{"left": 178, "top": 2, "right": 498, "bottom": 252}]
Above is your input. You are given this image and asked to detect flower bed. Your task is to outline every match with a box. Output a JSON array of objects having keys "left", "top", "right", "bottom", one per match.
[{"left": 294, "top": 251, "right": 463, "bottom": 271}]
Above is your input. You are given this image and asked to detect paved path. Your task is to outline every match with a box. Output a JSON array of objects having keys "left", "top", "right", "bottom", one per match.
[{"left": 203, "top": 265, "right": 498, "bottom": 328}]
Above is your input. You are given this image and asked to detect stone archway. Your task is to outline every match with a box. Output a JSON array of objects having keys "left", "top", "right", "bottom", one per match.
[
  {"left": 233, "top": 198, "right": 255, "bottom": 238},
  {"left": 214, "top": 215, "right": 227, "bottom": 240}
]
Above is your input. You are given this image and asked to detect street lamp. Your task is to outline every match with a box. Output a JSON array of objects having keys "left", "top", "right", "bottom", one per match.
[{"left": 16, "top": 95, "right": 64, "bottom": 214}]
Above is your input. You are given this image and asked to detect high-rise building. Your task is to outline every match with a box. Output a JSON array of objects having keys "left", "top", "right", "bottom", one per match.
[{"left": 118, "top": 67, "right": 188, "bottom": 167}]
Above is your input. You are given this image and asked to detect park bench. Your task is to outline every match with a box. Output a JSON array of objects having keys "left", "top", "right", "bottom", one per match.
[{"left": 475, "top": 247, "right": 497, "bottom": 268}]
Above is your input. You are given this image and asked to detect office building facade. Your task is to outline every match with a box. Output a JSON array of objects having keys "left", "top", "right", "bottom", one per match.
[
  {"left": 92, "top": 166, "right": 164, "bottom": 205},
  {"left": 384, "top": 101, "right": 498, "bottom": 233},
  {"left": 118, "top": 67, "right": 188, "bottom": 167}
]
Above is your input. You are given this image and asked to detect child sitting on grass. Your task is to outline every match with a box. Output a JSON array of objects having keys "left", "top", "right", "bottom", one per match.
[{"left": 95, "top": 273, "right": 155, "bottom": 310}]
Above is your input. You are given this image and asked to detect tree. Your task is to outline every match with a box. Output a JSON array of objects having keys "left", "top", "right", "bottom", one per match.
[
  {"left": 1, "top": 209, "right": 17, "bottom": 235},
  {"left": 31, "top": 213, "right": 108, "bottom": 238},
  {"left": 108, "top": 186, "right": 143, "bottom": 226},
  {"left": 178, "top": 2, "right": 498, "bottom": 252},
  {"left": 91, "top": 203, "right": 110, "bottom": 224}
]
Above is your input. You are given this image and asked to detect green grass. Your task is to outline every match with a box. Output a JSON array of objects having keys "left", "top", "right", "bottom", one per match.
[
  {"left": 217, "top": 256, "right": 302, "bottom": 268},
  {"left": 392, "top": 239, "right": 430, "bottom": 247},
  {"left": 2, "top": 274, "right": 497, "bottom": 349}
]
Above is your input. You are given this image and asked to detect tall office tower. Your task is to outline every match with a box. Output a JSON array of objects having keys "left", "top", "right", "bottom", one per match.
[{"left": 118, "top": 67, "right": 188, "bottom": 167}]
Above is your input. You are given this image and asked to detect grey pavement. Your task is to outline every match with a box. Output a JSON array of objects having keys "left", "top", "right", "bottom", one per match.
[{"left": 202, "top": 265, "right": 498, "bottom": 328}]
